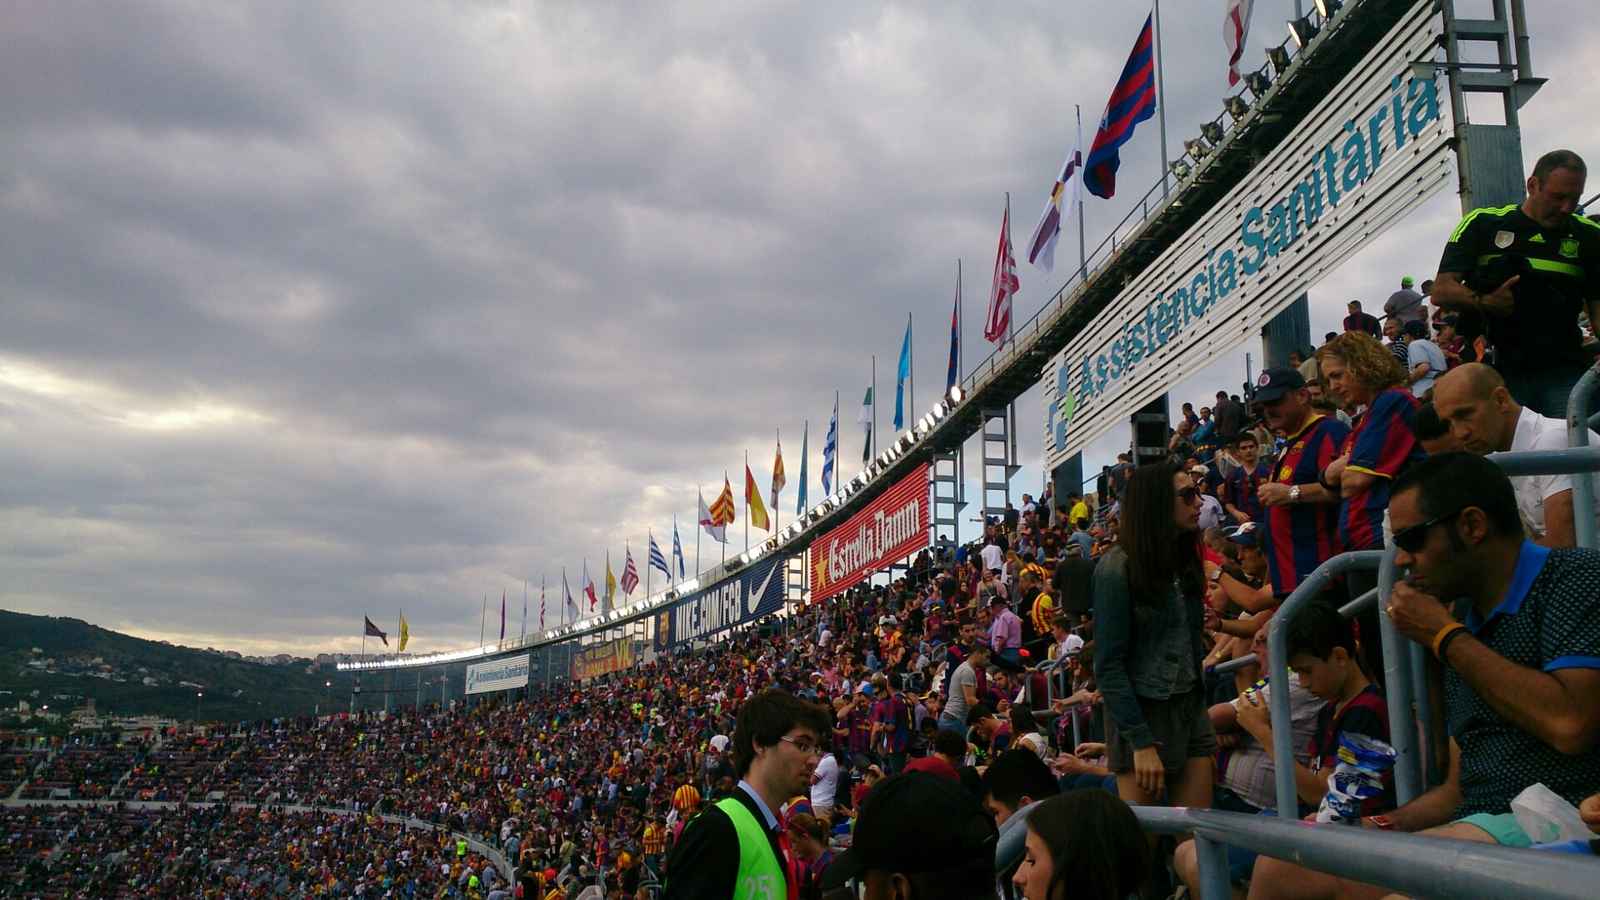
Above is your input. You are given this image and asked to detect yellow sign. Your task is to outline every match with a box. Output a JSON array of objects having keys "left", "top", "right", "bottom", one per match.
[{"left": 571, "top": 639, "right": 635, "bottom": 681}]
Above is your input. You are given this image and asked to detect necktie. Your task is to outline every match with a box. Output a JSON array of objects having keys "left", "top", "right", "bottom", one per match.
[{"left": 775, "top": 825, "right": 801, "bottom": 900}]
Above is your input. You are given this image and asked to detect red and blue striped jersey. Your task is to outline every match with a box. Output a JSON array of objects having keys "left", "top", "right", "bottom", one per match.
[
  {"left": 1222, "top": 460, "right": 1273, "bottom": 524},
  {"left": 1263, "top": 415, "right": 1350, "bottom": 598},
  {"left": 1339, "top": 389, "right": 1425, "bottom": 551}
]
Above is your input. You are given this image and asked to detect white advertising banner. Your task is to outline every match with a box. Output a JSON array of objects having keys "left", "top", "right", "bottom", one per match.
[{"left": 465, "top": 654, "right": 530, "bottom": 696}]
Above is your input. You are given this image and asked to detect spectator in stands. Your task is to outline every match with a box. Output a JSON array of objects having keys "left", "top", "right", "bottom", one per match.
[
  {"left": 1252, "top": 368, "right": 1348, "bottom": 600},
  {"left": 1093, "top": 462, "right": 1215, "bottom": 812},
  {"left": 1385, "top": 275, "right": 1427, "bottom": 327},
  {"left": 1435, "top": 312, "right": 1469, "bottom": 368},
  {"left": 784, "top": 812, "right": 830, "bottom": 900},
  {"left": 1319, "top": 332, "right": 1423, "bottom": 554},
  {"left": 1250, "top": 453, "right": 1600, "bottom": 900},
  {"left": 1409, "top": 402, "right": 1459, "bottom": 456},
  {"left": 1404, "top": 319, "right": 1446, "bottom": 398},
  {"left": 1432, "top": 149, "right": 1599, "bottom": 419},
  {"left": 941, "top": 644, "right": 988, "bottom": 734},
  {"left": 981, "top": 748, "right": 1060, "bottom": 825},
  {"left": 821, "top": 772, "right": 998, "bottom": 900},
  {"left": 1380, "top": 316, "right": 1409, "bottom": 368},
  {"left": 1221, "top": 434, "right": 1271, "bottom": 525},
  {"left": 1191, "top": 464, "right": 1227, "bottom": 529},
  {"left": 1431, "top": 363, "right": 1600, "bottom": 548},
  {"left": 664, "top": 689, "right": 830, "bottom": 899},
  {"left": 1343, "top": 301, "right": 1381, "bottom": 337},
  {"left": 1012, "top": 790, "right": 1149, "bottom": 900},
  {"left": 988, "top": 595, "right": 1024, "bottom": 672}
]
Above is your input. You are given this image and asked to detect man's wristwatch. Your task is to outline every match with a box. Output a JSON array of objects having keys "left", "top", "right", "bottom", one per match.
[{"left": 1289, "top": 485, "right": 1302, "bottom": 504}]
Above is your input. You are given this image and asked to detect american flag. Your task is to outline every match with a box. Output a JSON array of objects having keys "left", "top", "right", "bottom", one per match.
[
  {"left": 986, "top": 203, "right": 1020, "bottom": 343},
  {"left": 620, "top": 547, "right": 640, "bottom": 595}
]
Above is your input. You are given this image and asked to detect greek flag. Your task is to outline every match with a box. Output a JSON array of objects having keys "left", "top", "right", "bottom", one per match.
[
  {"left": 822, "top": 395, "right": 838, "bottom": 495},
  {"left": 672, "top": 517, "right": 686, "bottom": 578},
  {"left": 648, "top": 533, "right": 671, "bottom": 578}
]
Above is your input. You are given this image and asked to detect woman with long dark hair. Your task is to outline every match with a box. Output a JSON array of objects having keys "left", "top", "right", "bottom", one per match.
[
  {"left": 1012, "top": 790, "right": 1149, "bottom": 900},
  {"left": 1092, "top": 460, "right": 1215, "bottom": 808}
]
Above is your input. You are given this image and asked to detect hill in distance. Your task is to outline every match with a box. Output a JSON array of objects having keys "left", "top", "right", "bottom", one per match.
[{"left": 0, "top": 609, "right": 370, "bottom": 723}]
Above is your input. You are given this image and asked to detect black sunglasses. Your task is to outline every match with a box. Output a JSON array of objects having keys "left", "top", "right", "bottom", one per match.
[
  {"left": 1177, "top": 486, "right": 1201, "bottom": 504},
  {"left": 1391, "top": 509, "right": 1465, "bottom": 553}
]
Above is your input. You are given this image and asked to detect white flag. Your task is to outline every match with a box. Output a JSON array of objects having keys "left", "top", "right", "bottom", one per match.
[
  {"left": 1224, "top": 0, "right": 1255, "bottom": 87},
  {"left": 1026, "top": 139, "right": 1083, "bottom": 275}
]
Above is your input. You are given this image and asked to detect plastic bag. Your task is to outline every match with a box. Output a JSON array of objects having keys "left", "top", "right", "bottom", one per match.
[
  {"left": 1315, "top": 733, "right": 1396, "bottom": 824},
  {"left": 1511, "top": 783, "right": 1592, "bottom": 844}
]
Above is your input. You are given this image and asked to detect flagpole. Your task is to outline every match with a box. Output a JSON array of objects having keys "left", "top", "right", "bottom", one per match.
[
  {"left": 958, "top": 254, "right": 964, "bottom": 389},
  {"left": 1077, "top": 104, "right": 1088, "bottom": 282},
  {"left": 871, "top": 357, "right": 877, "bottom": 457},
  {"left": 646, "top": 535, "right": 652, "bottom": 600},
  {"left": 1154, "top": 0, "right": 1171, "bottom": 199},
  {"left": 479, "top": 595, "right": 486, "bottom": 649},
  {"left": 694, "top": 501, "right": 701, "bottom": 579},
  {"left": 743, "top": 452, "right": 749, "bottom": 554},
  {"left": 356, "top": 628, "right": 366, "bottom": 714},
  {"left": 521, "top": 579, "right": 527, "bottom": 642},
  {"left": 774, "top": 429, "right": 780, "bottom": 532},
  {"left": 908, "top": 312, "right": 915, "bottom": 428}
]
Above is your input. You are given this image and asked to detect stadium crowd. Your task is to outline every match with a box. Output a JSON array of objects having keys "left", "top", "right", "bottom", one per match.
[{"left": 5, "top": 150, "right": 1600, "bottom": 899}]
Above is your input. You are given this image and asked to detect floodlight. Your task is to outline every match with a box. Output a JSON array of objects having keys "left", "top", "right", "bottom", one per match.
[
  {"left": 947, "top": 385, "right": 963, "bottom": 403},
  {"left": 1314, "top": 0, "right": 1343, "bottom": 18},
  {"left": 1170, "top": 160, "right": 1191, "bottom": 180},
  {"left": 1200, "top": 120, "right": 1225, "bottom": 145},
  {"left": 1267, "top": 43, "right": 1292, "bottom": 75},
  {"left": 1224, "top": 93, "right": 1251, "bottom": 121},
  {"left": 1244, "top": 70, "right": 1272, "bottom": 98},
  {"left": 1288, "top": 16, "right": 1318, "bottom": 49},
  {"left": 1183, "top": 137, "right": 1209, "bottom": 160}
]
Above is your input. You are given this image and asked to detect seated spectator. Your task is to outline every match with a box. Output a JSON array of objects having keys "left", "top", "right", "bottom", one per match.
[
  {"left": 1008, "top": 705, "right": 1050, "bottom": 761},
  {"left": 1409, "top": 401, "right": 1459, "bottom": 455},
  {"left": 966, "top": 703, "right": 1011, "bottom": 760},
  {"left": 820, "top": 773, "right": 998, "bottom": 900},
  {"left": 1249, "top": 453, "right": 1600, "bottom": 900},
  {"left": 1431, "top": 362, "right": 1600, "bottom": 548},
  {"left": 981, "top": 748, "right": 1061, "bottom": 825},
  {"left": 1011, "top": 790, "right": 1149, "bottom": 900}
]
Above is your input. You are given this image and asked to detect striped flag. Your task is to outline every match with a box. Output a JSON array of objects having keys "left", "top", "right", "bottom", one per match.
[
  {"left": 1027, "top": 139, "right": 1083, "bottom": 274},
  {"left": 745, "top": 464, "right": 771, "bottom": 531},
  {"left": 947, "top": 270, "right": 962, "bottom": 390},
  {"left": 621, "top": 546, "right": 639, "bottom": 595},
  {"left": 672, "top": 516, "right": 686, "bottom": 577},
  {"left": 1083, "top": 14, "right": 1158, "bottom": 199},
  {"left": 796, "top": 422, "right": 809, "bottom": 514},
  {"left": 709, "top": 476, "right": 737, "bottom": 528},
  {"left": 822, "top": 396, "right": 838, "bottom": 495},
  {"left": 648, "top": 533, "right": 671, "bottom": 578},
  {"left": 1225, "top": 0, "right": 1256, "bottom": 87},
  {"left": 986, "top": 205, "right": 1019, "bottom": 343},
  {"left": 858, "top": 387, "right": 873, "bottom": 463},
  {"left": 539, "top": 578, "right": 546, "bottom": 631},
  {"left": 699, "top": 488, "right": 727, "bottom": 544},
  {"left": 499, "top": 591, "right": 506, "bottom": 642}
]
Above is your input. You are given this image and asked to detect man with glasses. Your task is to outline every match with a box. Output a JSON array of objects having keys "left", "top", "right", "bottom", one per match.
[
  {"left": 664, "top": 688, "right": 831, "bottom": 899},
  {"left": 1249, "top": 368, "right": 1349, "bottom": 600},
  {"left": 1248, "top": 452, "right": 1600, "bottom": 899}
]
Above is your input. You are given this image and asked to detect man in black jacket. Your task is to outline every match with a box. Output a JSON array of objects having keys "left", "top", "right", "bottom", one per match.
[{"left": 663, "top": 689, "right": 831, "bottom": 899}]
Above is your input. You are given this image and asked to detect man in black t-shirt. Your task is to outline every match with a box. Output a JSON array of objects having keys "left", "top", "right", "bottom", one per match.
[{"left": 1433, "top": 149, "right": 1600, "bottom": 418}]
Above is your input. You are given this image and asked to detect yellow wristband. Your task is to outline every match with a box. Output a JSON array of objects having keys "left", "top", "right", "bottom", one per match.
[{"left": 1431, "top": 622, "right": 1467, "bottom": 661}]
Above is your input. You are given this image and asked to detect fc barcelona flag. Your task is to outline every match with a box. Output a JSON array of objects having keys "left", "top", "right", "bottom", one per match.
[{"left": 1083, "top": 14, "right": 1158, "bottom": 199}]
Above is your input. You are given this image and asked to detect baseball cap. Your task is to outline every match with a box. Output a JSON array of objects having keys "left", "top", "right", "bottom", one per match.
[
  {"left": 1223, "top": 522, "right": 1258, "bottom": 548},
  {"left": 1252, "top": 367, "right": 1305, "bottom": 403},
  {"left": 879, "top": 615, "right": 897, "bottom": 626},
  {"left": 1401, "top": 275, "right": 1415, "bottom": 287},
  {"left": 1188, "top": 464, "right": 1209, "bottom": 477},
  {"left": 820, "top": 773, "right": 998, "bottom": 890}
]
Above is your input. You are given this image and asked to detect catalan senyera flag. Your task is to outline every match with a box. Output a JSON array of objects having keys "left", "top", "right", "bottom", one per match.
[
  {"left": 745, "top": 463, "right": 771, "bottom": 531},
  {"left": 397, "top": 612, "right": 410, "bottom": 653},
  {"left": 770, "top": 437, "right": 786, "bottom": 509},
  {"left": 709, "top": 476, "right": 737, "bottom": 528}
]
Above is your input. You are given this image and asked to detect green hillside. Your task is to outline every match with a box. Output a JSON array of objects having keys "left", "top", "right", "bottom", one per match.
[{"left": 0, "top": 609, "right": 367, "bottom": 722}]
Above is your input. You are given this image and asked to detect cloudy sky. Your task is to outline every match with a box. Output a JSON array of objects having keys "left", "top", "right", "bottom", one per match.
[{"left": 3, "top": 1, "right": 1592, "bottom": 656}]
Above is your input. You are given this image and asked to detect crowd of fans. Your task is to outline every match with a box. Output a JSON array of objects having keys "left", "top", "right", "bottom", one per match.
[{"left": 4, "top": 150, "right": 1600, "bottom": 900}]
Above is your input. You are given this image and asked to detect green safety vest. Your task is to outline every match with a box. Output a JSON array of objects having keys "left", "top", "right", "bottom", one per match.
[
  {"left": 715, "top": 796, "right": 786, "bottom": 900},
  {"left": 456, "top": 838, "right": 468, "bottom": 857}
]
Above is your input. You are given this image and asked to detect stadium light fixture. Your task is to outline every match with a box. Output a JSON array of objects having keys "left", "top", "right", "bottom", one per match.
[
  {"left": 1267, "top": 43, "right": 1292, "bottom": 75},
  {"left": 1183, "top": 137, "right": 1209, "bottom": 161},
  {"left": 1169, "top": 159, "right": 1191, "bottom": 180},
  {"left": 946, "top": 385, "right": 963, "bottom": 404},
  {"left": 1287, "top": 16, "right": 1318, "bottom": 50},
  {"left": 1200, "top": 119, "right": 1225, "bottom": 145},
  {"left": 1244, "top": 69, "right": 1272, "bottom": 99},
  {"left": 1314, "top": 0, "right": 1342, "bottom": 18},
  {"left": 1224, "top": 93, "right": 1251, "bottom": 121}
]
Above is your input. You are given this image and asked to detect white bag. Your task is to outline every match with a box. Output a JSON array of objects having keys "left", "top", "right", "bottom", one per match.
[{"left": 1510, "top": 783, "right": 1592, "bottom": 844}]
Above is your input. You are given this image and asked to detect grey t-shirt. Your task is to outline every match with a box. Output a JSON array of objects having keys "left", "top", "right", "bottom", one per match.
[
  {"left": 944, "top": 660, "right": 977, "bottom": 723},
  {"left": 1384, "top": 288, "right": 1426, "bottom": 324}
]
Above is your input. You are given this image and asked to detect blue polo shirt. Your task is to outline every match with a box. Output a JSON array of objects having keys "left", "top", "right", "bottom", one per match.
[{"left": 1446, "top": 542, "right": 1600, "bottom": 816}]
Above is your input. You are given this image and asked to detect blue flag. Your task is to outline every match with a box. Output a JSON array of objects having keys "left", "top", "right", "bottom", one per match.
[
  {"left": 671, "top": 516, "right": 686, "bottom": 578},
  {"left": 823, "top": 396, "right": 838, "bottom": 495},
  {"left": 946, "top": 276, "right": 960, "bottom": 392},
  {"left": 647, "top": 533, "right": 670, "bottom": 578},
  {"left": 1083, "top": 14, "right": 1158, "bottom": 199},
  {"left": 893, "top": 316, "right": 912, "bottom": 430},
  {"left": 797, "top": 420, "right": 809, "bottom": 513}
]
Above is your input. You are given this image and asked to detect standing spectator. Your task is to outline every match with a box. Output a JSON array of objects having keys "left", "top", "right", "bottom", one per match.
[
  {"left": 1384, "top": 275, "right": 1427, "bottom": 327},
  {"left": 1381, "top": 317, "right": 1409, "bottom": 368},
  {"left": 1431, "top": 363, "right": 1600, "bottom": 548},
  {"left": 1432, "top": 149, "right": 1600, "bottom": 418},
  {"left": 1318, "top": 333, "right": 1423, "bottom": 554},
  {"left": 663, "top": 690, "right": 829, "bottom": 900},
  {"left": 808, "top": 748, "right": 838, "bottom": 825},
  {"left": 1250, "top": 453, "right": 1600, "bottom": 899},
  {"left": 1343, "top": 300, "right": 1381, "bottom": 337},
  {"left": 988, "top": 596, "right": 1024, "bottom": 672},
  {"left": 1221, "top": 434, "right": 1271, "bottom": 525},
  {"left": 941, "top": 645, "right": 988, "bottom": 734},
  {"left": 1404, "top": 320, "right": 1447, "bottom": 397},
  {"left": 1214, "top": 390, "right": 1246, "bottom": 446},
  {"left": 1092, "top": 462, "right": 1215, "bottom": 813},
  {"left": 1251, "top": 368, "right": 1348, "bottom": 600},
  {"left": 980, "top": 535, "right": 1005, "bottom": 575},
  {"left": 1435, "top": 312, "right": 1468, "bottom": 369}
]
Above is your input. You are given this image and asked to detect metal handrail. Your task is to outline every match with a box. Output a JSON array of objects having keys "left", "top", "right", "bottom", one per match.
[
  {"left": 1208, "top": 587, "right": 1378, "bottom": 676},
  {"left": 1566, "top": 364, "right": 1600, "bottom": 549}
]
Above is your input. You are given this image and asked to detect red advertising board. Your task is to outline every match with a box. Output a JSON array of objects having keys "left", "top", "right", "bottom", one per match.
[{"left": 809, "top": 463, "right": 929, "bottom": 603}]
